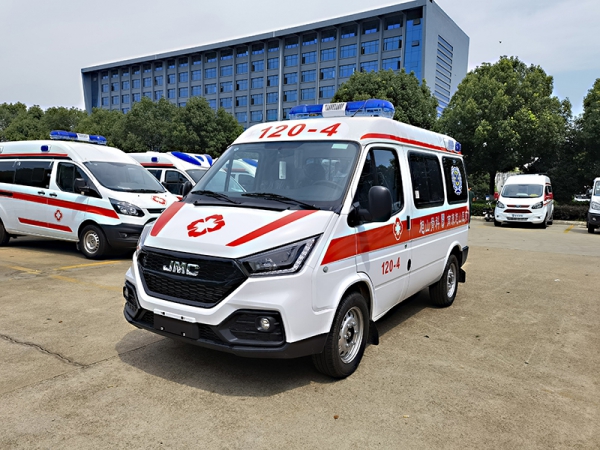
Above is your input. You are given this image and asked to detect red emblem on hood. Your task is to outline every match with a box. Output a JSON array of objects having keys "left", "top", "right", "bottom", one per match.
[
  {"left": 187, "top": 214, "right": 225, "bottom": 237},
  {"left": 152, "top": 196, "right": 167, "bottom": 205}
]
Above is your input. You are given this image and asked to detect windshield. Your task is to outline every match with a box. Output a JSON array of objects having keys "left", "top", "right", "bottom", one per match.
[
  {"left": 501, "top": 183, "right": 543, "bottom": 198},
  {"left": 84, "top": 161, "right": 166, "bottom": 193},
  {"left": 186, "top": 168, "right": 208, "bottom": 183},
  {"left": 191, "top": 141, "right": 360, "bottom": 211}
]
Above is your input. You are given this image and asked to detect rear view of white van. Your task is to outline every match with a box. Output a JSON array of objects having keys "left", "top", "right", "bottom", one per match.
[{"left": 494, "top": 174, "right": 554, "bottom": 228}]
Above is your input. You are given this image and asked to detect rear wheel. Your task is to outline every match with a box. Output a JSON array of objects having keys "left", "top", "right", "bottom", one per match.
[
  {"left": 0, "top": 220, "right": 9, "bottom": 246},
  {"left": 312, "top": 292, "right": 369, "bottom": 379},
  {"left": 429, "top": 255, "right": 459, "bottom": 307},
  {"left": 79, "top": 224, "right": 108, "bottom": 259}
]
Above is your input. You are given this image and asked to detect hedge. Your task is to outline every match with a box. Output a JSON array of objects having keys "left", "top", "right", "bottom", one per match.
[{"left": 470, "top": 201, "right": 589, "bottom": 221}]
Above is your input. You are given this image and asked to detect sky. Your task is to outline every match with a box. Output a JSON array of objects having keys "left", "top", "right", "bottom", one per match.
[{"left": 0, "top": 0, "right": 598, "bottom": 116}]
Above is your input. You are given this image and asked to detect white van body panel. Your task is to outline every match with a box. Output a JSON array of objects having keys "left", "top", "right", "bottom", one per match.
[{"left": 587, "top": 177, "right": 600, "bottom": 232}]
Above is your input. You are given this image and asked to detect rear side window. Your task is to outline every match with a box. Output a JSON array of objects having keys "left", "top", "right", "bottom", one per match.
[
  {"left": 442, "top": 156, "right": 467, "bottom": 204},
  {"left": 408, "top": 152, "right": 444, "bottom": 208},
  {"left": 0, "top": 161, "right": 16, "bottom": 184},
  {"left": 14, "top": 161, "right": 53, "bottom": 189}
]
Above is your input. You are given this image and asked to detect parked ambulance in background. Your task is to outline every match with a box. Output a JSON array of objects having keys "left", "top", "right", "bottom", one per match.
[
  {"left": 130, "top": 151, "right": 213, "bottom": 196},
  {"left": 587, "top": 177, "right": 600, "bottom": 233},
  {"left": 123, "top": 99, "right": 469, "bottom": 378},
  {"left": 494, "top": 174, "right": 554, "bottom": 228},
  {"left": 0, "top": 131, "right": 178, "bottom": 258}
]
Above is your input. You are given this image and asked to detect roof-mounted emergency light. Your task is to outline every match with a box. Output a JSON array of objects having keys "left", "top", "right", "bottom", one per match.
[
  {"left": 171, "top": 151, "right": 201, "bottom": 166},
  {"left": 444, "top": 138, "right": 462, "bottom": 154},
  {"left": 50, "top": 130, "right": 107, "bottom": 145},
  {"left": 288, "top": 99, "right": 395, "bottom": 120}
]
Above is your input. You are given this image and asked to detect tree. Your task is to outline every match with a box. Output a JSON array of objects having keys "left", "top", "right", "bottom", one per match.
[
  {"left": 437, "top": 56, "right": 570, "bottom": 194},
  {"left": 2, "top": 105, "right": 47, "bottom": 141},
  {"left": 43, "top": 106, "right": 87, "bottom": 133},
  {"left": 578, "top": 78, "right": 600, "bottom": 181},
  {"left": 0, "top": 102, "right": 27, "bottom": 141},
  {"left": 112, "top": 97, "right": 178, "bottom": 152},
  {"left": 332, "top": 69, "right": 438, "bottom": 130},
  {"left": 76, "top": 108, "right": 124, "bottom": 147}
]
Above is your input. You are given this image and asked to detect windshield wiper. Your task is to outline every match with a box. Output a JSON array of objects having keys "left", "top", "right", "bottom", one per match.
[
  {"left": 241, "top": 192, "right": 318, "bottom": 210},
  {"left": 193, "top": 190, "right": 240, "bottom": 205},
  {"left": 131, "top": 189, "right": 163, "bottom": 193}
]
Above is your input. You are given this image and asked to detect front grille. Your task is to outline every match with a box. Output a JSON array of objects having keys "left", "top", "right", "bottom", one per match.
[
  {"left": 504, "top": 208, "right": 532, "bottom": 214},
  {"left": 506, "top": 217, "right": 528, "bottom": 221},
  {"left": 138, "top": 248, "right": 247, "bottom": 308},
  {"left": 147, "top": 208, "right": 165, "bottom": 214}
]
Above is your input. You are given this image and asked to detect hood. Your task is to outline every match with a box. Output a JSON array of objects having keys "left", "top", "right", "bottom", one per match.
[
  {"left": 120, "top": 192, "right": 178, "bottom": 210},
  {"left": 145, "top": 203, "right": 335, "bottom": 258}
]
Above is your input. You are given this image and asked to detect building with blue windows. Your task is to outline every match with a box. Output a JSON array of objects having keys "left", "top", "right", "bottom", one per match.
[{"left": 81, "top": 0, "right": 468, "bottom": 125}]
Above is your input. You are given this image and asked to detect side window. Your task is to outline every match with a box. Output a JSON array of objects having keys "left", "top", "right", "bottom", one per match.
[
  {"left": 0, "top": 161, "right": 16, "bottom": 184},
  {"left": 354, "top": 148, "right": 403, "bottom": 218},
  {"left": 442, "top": 156, "right": 467, "bottom": 204},
  {"left": 14, "top": 161, "right": 53, "bottom": 189},
  {"left": 147, "top": 169, "right": 162, "bottom": 180},
  {"left": 408, "top": 152, "right": 444, "bottom": 209},
  {"left": 164, "top": 170, "right": 187, "bottom": 195},
  {"left": 57, "top": 163, "right": 90, "bottom": 193}
]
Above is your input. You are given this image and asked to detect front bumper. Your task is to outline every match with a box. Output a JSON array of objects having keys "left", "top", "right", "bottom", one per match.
[
  {"left": 123, "top": 282, "right": 327, "bottom": 358},
  {"left": 495, "top": 210, "right": 546, "bottom": 224}
]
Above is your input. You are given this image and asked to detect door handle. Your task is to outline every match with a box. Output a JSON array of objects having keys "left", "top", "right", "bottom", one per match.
[
  {"left": 37, "top": 191, "right": 46, "bottom": 195},
  {"left": 49, "top": 193, "right": 58, "bottom": 197}
]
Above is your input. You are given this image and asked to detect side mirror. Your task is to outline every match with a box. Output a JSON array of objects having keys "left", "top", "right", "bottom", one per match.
[
  {"left": 74, "top": 178, "right": 90, "bottom": 195},
  {"left": 368, "top": 186, "right": 392, "bottom": 222},
  {"left": 181, "top": 181, "right": 193, "bottom": 197}
]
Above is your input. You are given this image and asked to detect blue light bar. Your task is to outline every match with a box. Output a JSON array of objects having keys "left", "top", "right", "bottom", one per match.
[
  {"left": 288, "top": 99, "right": 395, "bottom": 120},
  {"left": 50, "top": 130, "right": 107, "bottom": 145},
  {"left": 171, "top": 151, "right": 201, "bottom": 166}
]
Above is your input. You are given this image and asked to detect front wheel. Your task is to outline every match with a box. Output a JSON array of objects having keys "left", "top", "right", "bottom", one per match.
[
  {"left": 494, "top": 219, "right": 501, "bottom": 227},
  {"left": 429, "top": 255, "right": 459, "bottom": 307},
  {"left": 79, "top": 224, "right": 108, "bottom": 259},
  {"left": 589, "top": 224, "right": 596, "bottom": 234},
  {"left": 312, "top": 292, "right": 369, "bottom": 379}
]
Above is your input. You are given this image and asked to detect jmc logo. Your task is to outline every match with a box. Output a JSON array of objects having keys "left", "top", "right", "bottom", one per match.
[
  {"left": 162, "top": 261, "right": 200, "bottom": 276},
  {"left": 187, "top": 214, "right": 225, "bottom": 238}
]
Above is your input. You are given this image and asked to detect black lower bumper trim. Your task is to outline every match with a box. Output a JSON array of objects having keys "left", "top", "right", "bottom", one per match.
[
  {"left": 124, "top": 306, "right": 328, "bottom": 359},
  {"left": 101, "top": 223, "right": 144, "bottom": 249}
]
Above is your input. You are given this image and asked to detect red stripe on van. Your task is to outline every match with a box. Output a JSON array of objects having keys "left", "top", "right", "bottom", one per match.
[
  {"left": 150, "top": 201, "right": 185, "bottom": 237},
  {"left": 226, "top": 210, "right": 318, "bottom": 247},
  {"left": 360, "top": 133, "right": 448, "bottom": 152},
  {"left": 0, "top": 153, "right": 70, "bottom": 159},
  {"left": 10, "top": 191, "right": 119, "bottom": 219},
  {"left": 19, "top": 218, "right": 72, "bottom": 232},
  {"left": 321, "top": 206, "right": 469, "bottom": 265}
]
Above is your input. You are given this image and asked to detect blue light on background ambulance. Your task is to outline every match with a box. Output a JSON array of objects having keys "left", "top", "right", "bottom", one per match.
[
  {"left": 288, "top": 99, "right": 395, "bottom": 120},
  {"left": 50, "top": 130, "right": 107, "bottom": 145}
]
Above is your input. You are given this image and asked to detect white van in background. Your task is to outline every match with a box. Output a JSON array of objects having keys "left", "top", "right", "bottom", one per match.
[
  {"left": 0, "top": 131, "right": 178, "bottom": 258},
  {"left": 123, "top": 99, "right": 469, "bottom": 378},
  {"left": 494, "top": 174, "right": 554, "bottom": 228},
  {"left": 130, "top": 151, "right": 213, "bottom": 197},
  {"left": 587, "top": 177, "right": 600, "bottom": 233}
]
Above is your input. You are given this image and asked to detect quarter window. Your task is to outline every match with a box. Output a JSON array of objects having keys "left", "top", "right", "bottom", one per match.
[
  {"left": 15, "top": 161, "right": 53, "bottom": 189},
  {"left": 409, "top": 152, "right": 444, "bottom": 208}
]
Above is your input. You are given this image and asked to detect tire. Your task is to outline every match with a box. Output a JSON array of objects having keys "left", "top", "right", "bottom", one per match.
[
  {"left": 79, "top": 224, "right": 108, "bottom": 259},
  {"left": 0, "top": 219, "right": 9, "bottom": 246},
  {"left": 494, "top": 219, "right": 501, "bottom": 227},
  {"left": 312, "top": 292, "right": 369, "bottom": 379},
  {"left": 589, "top": 224, "right": 595, "bottom": 234},
  {"left": 547, "top": 211, "right": 553, "bottom": 225},
  {"left": 429, "top": 255, "right": 459, "bottom": 307}
]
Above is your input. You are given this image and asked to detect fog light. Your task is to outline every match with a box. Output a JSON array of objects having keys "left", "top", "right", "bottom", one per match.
[
  {"left": 123, "top": 286, "right": 130, "bottom": 300},
  {"left": 258, "top": 317, "right": 271, "bottom": 331}
]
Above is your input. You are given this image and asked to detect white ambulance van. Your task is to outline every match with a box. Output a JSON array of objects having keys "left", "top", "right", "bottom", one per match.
[
  {"left": 130, "top": 151, "right": 213, "bottom": 197},
  {"left": 494, "top": 174, "right": 554, "bottom": 228},
  {"left": 587, "top": 177, "right": 600, "bottom": 233},
  {"left": 0, "top": 131, "right": 178, "bottom": 258},
  {"left": 123, "top": 100, "right": 470, "bottom": 378}
]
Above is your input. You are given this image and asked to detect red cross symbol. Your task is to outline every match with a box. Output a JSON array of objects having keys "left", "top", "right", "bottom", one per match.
[{"left": 55, "top": 210, "right": 63, "bottom": 222}]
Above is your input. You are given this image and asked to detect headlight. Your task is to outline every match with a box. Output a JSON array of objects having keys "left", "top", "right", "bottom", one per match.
[
  {"left": 136, "top": 221, "right": 154, "bottom": 253},
  {"left": 110, "top": 198, "right": 144, "bottom": 216},
  {"left": 496, "top": 201, "right": 505, "bottom": 209},
  {"left": 591, "top": 201, "right": 600, "bottom": 211},
  {"left": 531, "top": 201, "right": 543, "bottom": 209},
  {"left": 240, "top": 236, "right": 319, "bottom": 276}
]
